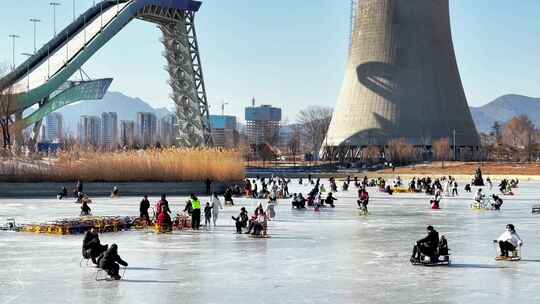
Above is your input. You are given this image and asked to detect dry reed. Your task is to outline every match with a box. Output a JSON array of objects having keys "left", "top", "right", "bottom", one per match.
[{"left": 0, "top": 148, "right": 245, "bottom": 182}]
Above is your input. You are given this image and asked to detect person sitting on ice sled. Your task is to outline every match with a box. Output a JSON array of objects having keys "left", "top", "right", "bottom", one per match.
[
  {"left": 430, "top": 189, "right": 442, "bottom": 209},
  {"left": 82, "top": 227, "right": 108, "bottom": 265},
  {"left": 496, "top": 224, "right": 523, "bottom": 258},
  {"left": 410, "top": 225, "right": 439, "bottom": 262},
  {"left": 474, "top": 188, "right": 485, "bottom": 204},
  {"left": 98, "top": 244, "right": 128, "bottom": 280},
  {"left": 57, "top": 186, "right": 68, "bottom": 200},
  {"left": 232, "top": 207, "right": 249, "bottom": 233},
  {"left": 357, "top": 188, "right": 369, "bottom": 212},
  {"left": 491, "top": 194, "right": 503, "bottom": 210},
  {"left": 80, "top": 200, "right": 91, "bottom": 216}
]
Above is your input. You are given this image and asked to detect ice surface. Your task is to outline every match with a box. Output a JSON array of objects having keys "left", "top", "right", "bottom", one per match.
[{"left": 1, "top": 180, "right": 540, "bottom": 304}]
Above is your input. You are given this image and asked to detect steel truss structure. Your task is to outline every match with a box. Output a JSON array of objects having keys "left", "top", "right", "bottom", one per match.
[
  {"left": 321, "top": 145, "right": 480, "bottom": 163},
  {"left": 1, "top": 0, "right": 212, "bottom": 149},
  {"left": 137, "top": 5, "right": 212, "bottom": 147}
]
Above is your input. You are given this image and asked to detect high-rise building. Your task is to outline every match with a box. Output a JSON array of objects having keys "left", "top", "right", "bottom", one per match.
[
  {"left": 158, "top": 114, "right": 177, "bottom": 146},
  {"left": 78, "top": 115, "right": 101, "bottom": 146},
  {"left": 323, "top": 0, "right": 480, "bottom": 160},
  {"left": 136, "top": 112, "right": 157, "bottom": 147},
  {"left": 45, "top": 112, "right": 63, "bottom": 142},
  {"left": 120, "top": 120, "right": 135, "bottom": 147},
  {"left": 101, "top": 112, "right": 118, "bottom": 148},
  {"left": 209, "top": 115, "right": 238, "bottom": 148},
  {"left": 245, "top": 105, "right": 281, "bottom": 147}
]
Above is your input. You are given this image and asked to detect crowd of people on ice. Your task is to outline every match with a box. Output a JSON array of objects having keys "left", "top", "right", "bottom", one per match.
[{"left": 71, "top": 167, "right": 531, "bottom": 279}]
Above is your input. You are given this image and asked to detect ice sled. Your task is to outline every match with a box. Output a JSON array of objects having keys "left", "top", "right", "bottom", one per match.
[
  {"left": 95, "top": 266, "right": 127, "bottom": 281},
  {"left": 493, "top": 240, "right": 522, "bottom": 261},
  {"left": 249, "top": 234, "right": 271, "bottom": 239},
  {"left": 154, "top": 223, "right": 173, "bottom": 233},
  {"left": 358, "top": 207, "right": 368, "bottom": 216},
  {"left": 470, "top": 199, "right": 492, "bottom": 210},
  {"left": 1, "top": 218, "right": 17, "bottom": 231},
  {"left": 411, "top": 236, "right": 450, "bottom": 266},
  {"left": 411, "top": 254, "right": 451, "bottom": 267}
]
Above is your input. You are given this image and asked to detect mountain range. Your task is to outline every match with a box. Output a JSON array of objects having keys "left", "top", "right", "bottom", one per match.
[
  {"left": 469, "top": 94, "right": 540, "bottom": 133},
  {"left": 49, "top": 92, "right": 539, "bottom": 135},
  {"left": 55, "top": 92, "right": 173, "bottom": 134}
]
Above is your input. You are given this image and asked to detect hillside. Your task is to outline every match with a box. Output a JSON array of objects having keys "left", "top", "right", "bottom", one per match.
[
  {"left": 470, "top": 94, "right": 540, "bottom": 133},
  {"left": 55, "top": 92, "right": 173, "bottom": 134}
]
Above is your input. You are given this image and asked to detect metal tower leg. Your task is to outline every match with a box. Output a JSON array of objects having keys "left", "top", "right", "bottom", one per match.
[
  {"left": 161, "top": 22, "right": 204, "bottom": 147},
  {"left": 184, "top": 11, "right": 212, "bottom": 146},
  {"left": 159, "top": 12, "right": 212, "bottom": 147}
]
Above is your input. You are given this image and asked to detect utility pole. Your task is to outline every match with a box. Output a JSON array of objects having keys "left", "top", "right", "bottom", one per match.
[
  {"left": 30, "top": 19, "right": 41, "bottom": 54},
  {"left": 50, "top": 2, "right": 61, "bottom": 36},
  {"left": 72, "top": 0, "right": 76, "bottom": 21},
  {"left": 453, "top": 129, "right": 456, "bottom": 161},
  {"left": 8, "top": 34, "right": 20, "bottom": 70}
]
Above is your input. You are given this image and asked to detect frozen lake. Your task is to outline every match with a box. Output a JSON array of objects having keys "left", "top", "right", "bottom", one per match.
[{"left": 1, "top": 179, "right": 540, "bottom": 304}]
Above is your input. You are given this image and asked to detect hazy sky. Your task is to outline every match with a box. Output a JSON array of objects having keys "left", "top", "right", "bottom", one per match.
[{"left": 0, "top": 0, "right": 539, "bottom": 122}]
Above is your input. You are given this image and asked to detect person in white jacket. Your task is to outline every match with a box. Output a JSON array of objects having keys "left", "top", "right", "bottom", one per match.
[
  {"left": 497, "top": 224, "right": 523, "bottom": 257},
  {"left": 211, "top": 192, "right": 223, "bottom": 227}
]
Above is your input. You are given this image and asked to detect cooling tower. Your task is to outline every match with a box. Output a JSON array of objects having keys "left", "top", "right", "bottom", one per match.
[{"left": 323, "top": 0, "right": 480, "bottom": 158}]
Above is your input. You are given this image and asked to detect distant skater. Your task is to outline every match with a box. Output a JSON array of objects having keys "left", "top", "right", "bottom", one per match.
[
  {"left": 204, "top": 202, "right": 212, "bottom": 228},
  {"left": 211, "top": 192, "right": 223, "bottom": 226}
]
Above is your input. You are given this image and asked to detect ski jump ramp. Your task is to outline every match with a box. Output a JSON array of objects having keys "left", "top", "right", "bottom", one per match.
[{"left": 0, "top": 0, "right": 211, "bottom": 147}]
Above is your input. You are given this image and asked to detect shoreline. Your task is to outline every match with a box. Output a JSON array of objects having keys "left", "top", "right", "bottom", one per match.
[{"left": 0, "top": 181, "right": 241, "bottom": 198}]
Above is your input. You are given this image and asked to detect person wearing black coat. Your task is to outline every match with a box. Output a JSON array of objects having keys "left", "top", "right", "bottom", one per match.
[
  {"left": 411, "top": 226, "right": 439, "bottom": 261},
  {"left": 98, "top": 244, "right": 128, "bottom": 280},
  {"left": 231, "top": 207, "right": 248, "bottom": 233},
  {"left": 82, "top": 227, "right": 108, "bottom": 264},
  {"left": 74, "top": 180, "right": 83, "bottom": 197},
  {"left": 224, "top": 188, "right": 234, "bottom": 205},
  {"left": 81, "top": 201, "right": 91, "bottom": 216},
  {"left": 139, "top": 195, "right": 151, "bottom": 225},
  {"left": 325, "top": 193, "right": 337, "bottom": 208}
]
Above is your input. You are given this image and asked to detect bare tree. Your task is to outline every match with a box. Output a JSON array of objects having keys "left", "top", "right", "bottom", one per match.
[
  {"left": 433, "top": 138, "right": 452, "bottom": 168},
  {"left": 385, "top": 138, "right": 415, "bottom": 164},
  {"left": 288, "top": 124, "right": 302, "bottom": 166},
  {"left": 296, "top": 106, "right": 333, "bottom": 158},
  {"left": 362, "top": 146, "right": 381, "bottom": 165},
  {"left": 0, "top": 64, "right": 14, "bottom": 149},
  {"left": 502, "top": 115, "right": 538, "bottom": 161}
]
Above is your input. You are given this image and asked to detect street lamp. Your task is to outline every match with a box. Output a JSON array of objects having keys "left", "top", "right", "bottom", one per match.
[
  {"left": 30, "top": 19, "right": 41, "bottom": 54},
  {"left": 50, "top": 2, "right": 61, "bottom": 36},
  {"left": 8, "top": 34, "right": 20, "bottom": 70},
  {"left": 21, "top": 53, "right": 33, "bottom": 91}
]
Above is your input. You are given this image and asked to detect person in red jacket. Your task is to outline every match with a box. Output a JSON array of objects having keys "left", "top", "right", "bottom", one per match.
[
  {"left": 357, "top": 188, "right": 369, "bottom": 213},
  {"left": 155, "top": 194, "right": 170, "bottom": 216}
]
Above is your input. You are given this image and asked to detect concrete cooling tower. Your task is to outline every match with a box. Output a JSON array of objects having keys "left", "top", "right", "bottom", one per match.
[{"left": 323, "top": 0, "right": 480, "bottom": 159}]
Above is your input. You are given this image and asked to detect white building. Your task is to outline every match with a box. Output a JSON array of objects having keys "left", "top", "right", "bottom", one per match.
[
  {"left": 136, "top": 112, "right": 157, "bottom": 147},
  {"left": 101, "top": 112, "right": 118, "bottom": 148},
  {"left": 78, "top": 115, "right": 101, "bottom": 146},
  {"left": 120, "top": 120, "right": 135, "bottom": 147},
  {"left": 158, "top": 114, "right": 177, "bottom": 146}
]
